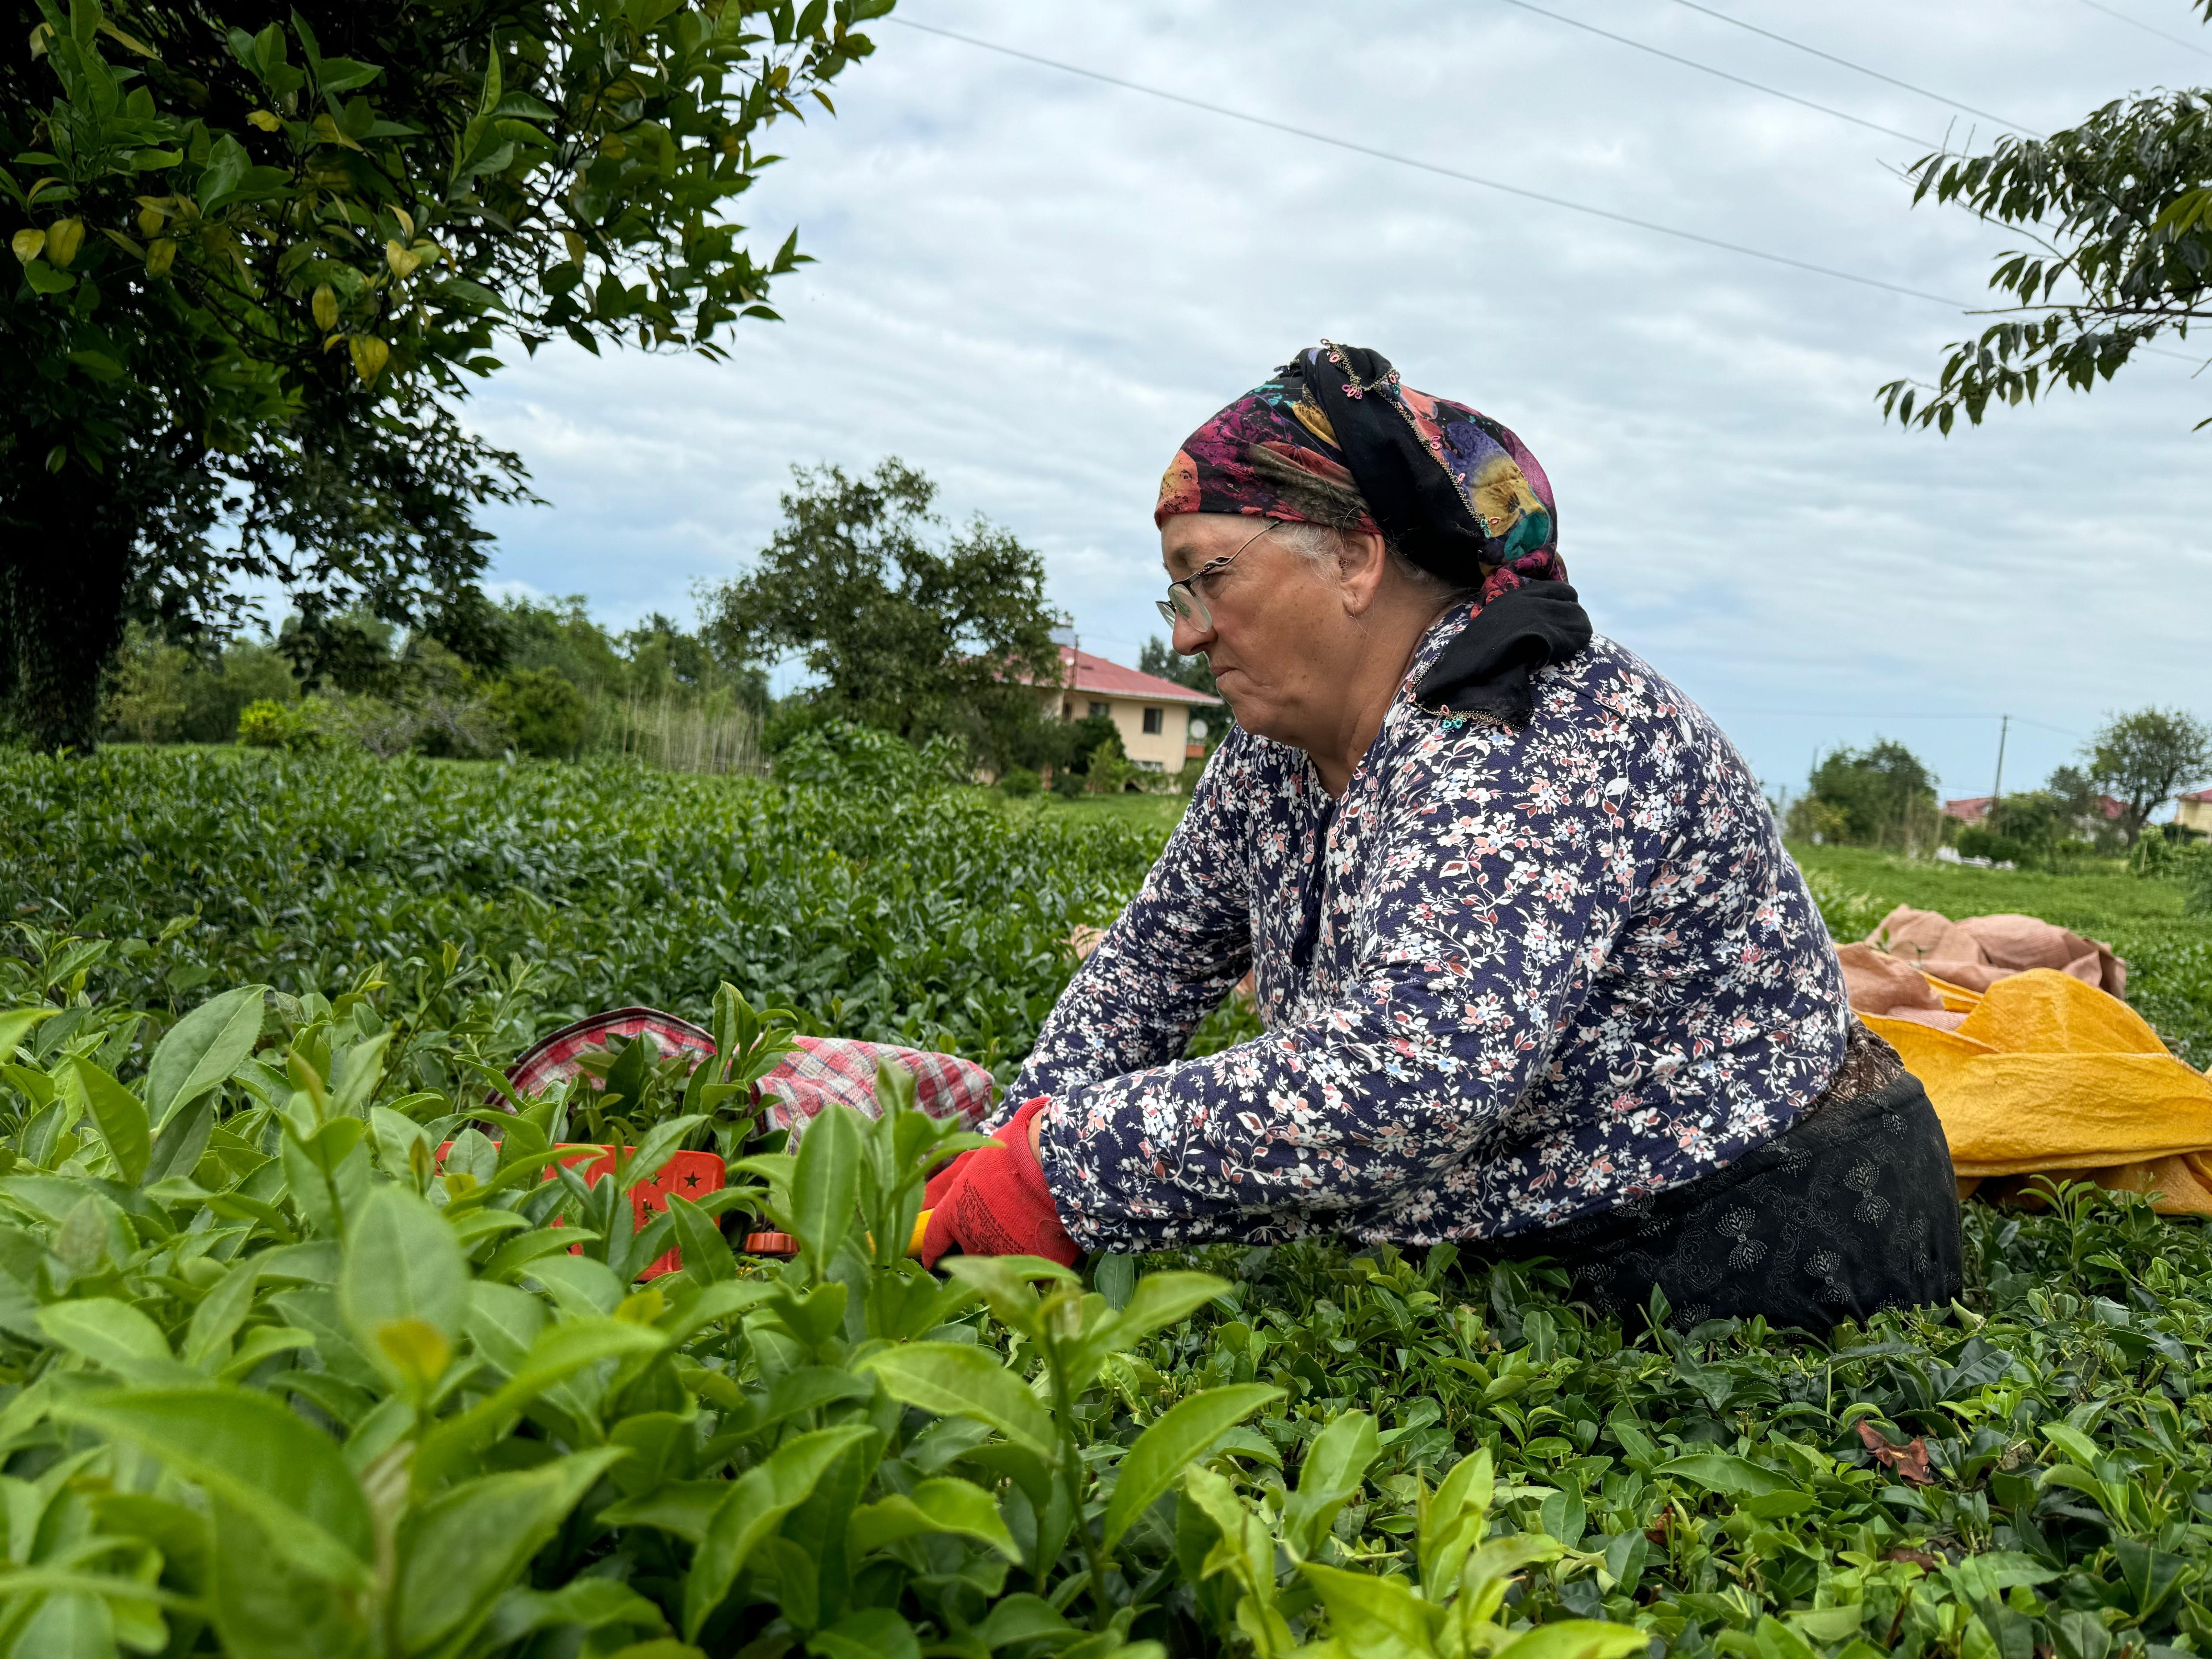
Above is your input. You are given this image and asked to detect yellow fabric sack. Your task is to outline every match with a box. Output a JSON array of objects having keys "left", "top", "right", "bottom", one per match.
[{"left": 1864, "top": 969, "right": 2212, "bottom": 1214}]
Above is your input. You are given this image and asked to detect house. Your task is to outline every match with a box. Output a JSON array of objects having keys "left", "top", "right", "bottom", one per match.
[
  {"left": 1942, "top": 796, "right": 1993, "bottom": 825},
  {"left": 2180, "top": 787, "right": 2212, "bottom": 835},
  {"left": 1041, "top": 645, "right": 1224, "bottom": 773}
]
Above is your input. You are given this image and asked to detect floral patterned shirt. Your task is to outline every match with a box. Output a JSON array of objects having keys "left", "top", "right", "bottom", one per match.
[{"left": 1012, "top": 612, "right": 1849, "bottom": 1252}]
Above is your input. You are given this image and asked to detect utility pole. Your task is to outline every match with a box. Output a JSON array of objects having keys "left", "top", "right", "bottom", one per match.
[{"left": 1989, "top": 713, "right": 2010, "bottom": 822}]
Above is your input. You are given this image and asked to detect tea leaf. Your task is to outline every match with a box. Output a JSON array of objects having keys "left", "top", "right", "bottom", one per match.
[
  {"left": 1104, "top": 1384, "right": 1281, "bottom": 1549},
  {"left": 395, "top": 1449, "right": 626, "bottom": 1652},
  {"left": 146, "top": 984, "right": 265, "bottom": 1129},
  {"left": 858, "top": 1341, "right": 1058, "bottom": 1459},
  {"left": 683, "top": 1424, "right": 875, "bottom": 1639},
  {"left": 58, "top": 1385, "right": 375, "bottom": 1587}
]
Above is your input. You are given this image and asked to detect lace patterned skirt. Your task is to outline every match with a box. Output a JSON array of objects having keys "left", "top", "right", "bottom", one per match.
[{"left": 1513, "top": 1022, "right": 1964, "bottom": 1332}]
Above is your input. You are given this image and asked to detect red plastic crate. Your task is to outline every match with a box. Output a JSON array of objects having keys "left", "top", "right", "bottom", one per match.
[{"left": 437, "top": 1141, "right": 728, "bottom": 1280}]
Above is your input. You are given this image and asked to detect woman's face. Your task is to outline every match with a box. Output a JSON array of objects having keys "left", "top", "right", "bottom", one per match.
[{"left": 1161, "top": 513, "right": 1373, "bottom": 750}]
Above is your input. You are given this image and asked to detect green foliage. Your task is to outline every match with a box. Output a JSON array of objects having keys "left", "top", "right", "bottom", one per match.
[
  {"left": 1956, "top": 824, "right": 2030, "bottom": 866},
  {"left": 701, "top": 460, "right": 1066, "bottom": 766},
  {"left": 2175, "top": 844, "right": 2212, "bottom": 918},
  {"left": 235, "top": 695, "right": 335, "bottom": 752},
  {"left": 102, "top": 628, "right": 301, "bottom": 744},
  {"left": 486, "top": 666, "right": 586, "bottom": 760},
  {"left": 1789, "top": 741, "right": 1941, "bottom": 852},
  {"left": 0, "top": 743, "right": 1157, "bottom": 1077},
  {"left": 1795, "top": 869, "right": 1888, "bottom": 942},
  {"left": 2085, "top": 709, "right": 2212, "bottom": 848},
  {"left": 772, "top": 718, "right": 966, "bottom": 799},
  {"left": 1881, "top": 37, "right": 2212, "bottom": 432},
  {"left": 1139, "top": 633, "right": 1221, "bottom": 700},
  {"left": 998, "top": 765, "right": 1041, "bottom": 799},
  {"left": 10, "top": 921, "right": 2212, "bottom": 1655},
  {"left": 0, "top": 0, "right": 887, "bottom": 747}
]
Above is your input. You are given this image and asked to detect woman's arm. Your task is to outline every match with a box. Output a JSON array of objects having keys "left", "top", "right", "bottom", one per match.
[
  {"left": 1032, "top": 718, "right": 1667, "bottom": 1248},
  {"left": 1008, "top": 741, "right": 1256, "bottom": 1104}
]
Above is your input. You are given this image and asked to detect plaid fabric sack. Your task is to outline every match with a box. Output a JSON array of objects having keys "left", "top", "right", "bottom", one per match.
[{"left": 503, "top": 1007, "right": 995, "bottom": 1142}]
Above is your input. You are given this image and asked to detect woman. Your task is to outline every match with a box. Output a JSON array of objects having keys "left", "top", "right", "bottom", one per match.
[{"left": 923, "top": 342, "right": 1961, "bottom": 1331}]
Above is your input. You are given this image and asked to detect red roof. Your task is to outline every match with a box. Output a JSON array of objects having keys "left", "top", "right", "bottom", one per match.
[
  {"left": 1047, "top": 646, "right": 1223, "bottom": 708},
  {"left": 2182, "top": 787, "right": 2212, "bottom": 804},
  {"left": 1949, "top": 793, "right": 2127, "bottom": 820}
]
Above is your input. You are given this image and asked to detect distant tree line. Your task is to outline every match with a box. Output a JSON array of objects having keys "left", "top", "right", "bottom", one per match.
[
  {"left": 1785, "top": 708, "right": 2212, "bottom": 864},
  {"left": 103, "top": 596, "right": 764, "bottom": 766}
]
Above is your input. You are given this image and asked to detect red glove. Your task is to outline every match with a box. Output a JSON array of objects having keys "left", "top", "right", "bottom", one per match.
[
  {"left": 919, "top": 1096, "right": 1077, "bottom": 1269},
  {"left": 921, "top": 1094, "right": 1043, "bottom": 1206}
]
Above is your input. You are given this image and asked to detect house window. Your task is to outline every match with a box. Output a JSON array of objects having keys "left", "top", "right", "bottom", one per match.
[
  {"left": 1142, "top": 707, "right": 1163, "bottom": 735},
  {"left": 1087, "top": 701, "right": 1109, "bottom": 719}
]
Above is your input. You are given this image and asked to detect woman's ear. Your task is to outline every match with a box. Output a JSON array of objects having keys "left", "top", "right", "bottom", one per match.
[{"left": 1336, "top": 530, "right": 1391, "bottom": 615}]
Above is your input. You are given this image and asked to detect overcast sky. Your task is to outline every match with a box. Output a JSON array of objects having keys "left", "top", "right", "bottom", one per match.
[{"left": 463, "top": 0, "right": 2212, "bottom": 803}]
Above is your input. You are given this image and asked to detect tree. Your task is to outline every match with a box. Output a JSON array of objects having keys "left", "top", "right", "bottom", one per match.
[
  {"left": 1139, "top": 632, "right": 1220, "bottom": 699},
  {"left": 1793, "top": 740, "right": 1941, "bottom": 851},
  {"left": 1881, "top": 5, "right": 2212, "bottom": 432},
  {"left": 1, "top": 0, "right": 892, "bottom": 749},
  {"left": 2086, "top": 707, "right": 2212, "bottom": 845},
  {"left": 489, "top": 664, "right": 586, "bottom": 758},
  {"left": 701, "top": 460, "right": 1065, "bottom": 763}
]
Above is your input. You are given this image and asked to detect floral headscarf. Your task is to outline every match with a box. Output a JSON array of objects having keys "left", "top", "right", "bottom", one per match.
[{"left": 1156, "top": 342, "right": 1564, "bottom": 608}]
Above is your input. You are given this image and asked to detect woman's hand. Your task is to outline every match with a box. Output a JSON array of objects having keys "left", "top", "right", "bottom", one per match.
[{"left": 918, "top": 1096, "right": 1077, "bottom": 1268}]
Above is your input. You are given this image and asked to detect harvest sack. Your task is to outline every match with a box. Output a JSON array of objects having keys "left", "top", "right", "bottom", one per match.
[
  {"left": 1859, "top": 969, "right": 2212, "bottom": 1214},
  {"left": 504, "top": 1007, "right": 996, "bottom": 1143},
  {"left": 1867, "top": 905, "right": 2124, "bottom": 1000}
]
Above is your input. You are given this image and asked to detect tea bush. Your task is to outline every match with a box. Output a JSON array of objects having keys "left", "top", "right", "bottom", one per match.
[
  {"left": 0, "top": 747, "right": 1165, "bottom": 1084},
  {"left": 3, "top": 927, "right": 2212, "bottom": 1659}
]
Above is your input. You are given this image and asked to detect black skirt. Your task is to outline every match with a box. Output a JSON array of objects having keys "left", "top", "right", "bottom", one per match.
[{"left": 1510, "top": 1032, "right": 1964, "bottom": 1334}]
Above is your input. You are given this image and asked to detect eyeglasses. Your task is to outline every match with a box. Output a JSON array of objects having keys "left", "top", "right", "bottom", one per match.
[{"left": 1156, "top": 519, "right": 1278, "bottom": 632}]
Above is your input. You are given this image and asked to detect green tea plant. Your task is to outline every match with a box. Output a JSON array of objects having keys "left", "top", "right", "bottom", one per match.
[
  {"left": 6, "top": 927, "right": 2212, "bottom": 1659},
  {"left": 0, "top": 746, "right": 1161, "bottom": 1077}
]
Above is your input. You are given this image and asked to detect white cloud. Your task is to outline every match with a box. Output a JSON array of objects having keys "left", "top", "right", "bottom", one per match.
[{"left": 463, "top": 0, "right": 2212, "bottom": 798}]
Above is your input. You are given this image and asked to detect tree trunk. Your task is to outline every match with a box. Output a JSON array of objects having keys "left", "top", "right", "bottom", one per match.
[{"left": 0, "top": 473, "right": 133, "bottom": 752}]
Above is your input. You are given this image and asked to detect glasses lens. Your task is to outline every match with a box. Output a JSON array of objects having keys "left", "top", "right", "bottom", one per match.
[{"left": 1155, "top": 599, "right": 1179, "bottom": 625}]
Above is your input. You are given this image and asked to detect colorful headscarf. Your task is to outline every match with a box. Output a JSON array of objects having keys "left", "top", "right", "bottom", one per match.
[{"left": 1155, "top": 343, "right": 1564, "bottom": 607}]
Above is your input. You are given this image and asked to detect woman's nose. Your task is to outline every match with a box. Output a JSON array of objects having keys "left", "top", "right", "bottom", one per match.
[{"left": 1170, "top": 607, "right": 1214, "bottom": 655}]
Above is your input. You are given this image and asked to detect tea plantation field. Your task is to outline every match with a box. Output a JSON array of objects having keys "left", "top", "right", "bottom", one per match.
[{"left": 2, "top": 747, "right": 2211, "bottom": 1659}]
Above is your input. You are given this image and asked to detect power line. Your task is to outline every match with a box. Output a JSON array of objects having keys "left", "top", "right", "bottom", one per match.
[
  {"left": 1710, "top": 710, "right": 2022, "bottom": 721},
  {"left": 1492, "top": 0, "right": 1934, "bottom": 147},
  {"left": 888, "top": 17, "right": 2207, "bottom": 371},
  {"left": 886, "top": 17, "right": 1963, "bottom": 308},
  {"left": 2077, "top": 0, "right": 2212, "bottom": 60},
  {"left": 1665, "top": 0, "right": 2039, "bottom": 136}
]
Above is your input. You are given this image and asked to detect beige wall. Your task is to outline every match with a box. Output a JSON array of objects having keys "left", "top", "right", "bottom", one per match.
[
  {"left": 1042, "top": 690, "right": 1208, "bottom": 771},
  {"left": 2181, "top": 797, "right": 2212, "bottom": 834}
]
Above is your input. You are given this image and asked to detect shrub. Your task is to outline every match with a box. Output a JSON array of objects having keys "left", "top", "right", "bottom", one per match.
[
  {"left": 236, "top": 695, "right": 338, "bottom": 751},
  {"left": 489, "top": 667, "right": 589, "bottom": 759},
  {"left": 0, "top": 746, "right": 1157, "bottom": 1062},
  {"left": 2177, "top": 843, "right": 2212, "bottom": 915},
  {"left": 999, "top": 765, "right": 1040, "bottom": 798},
  {"left": 1797, "top": 868, "right": 1887, "bottom": 940},
  {"left": 774, "top": 720, "right": 965, "bottom": 797},
  {"left": 1955, "top": 824, "right": 2029, "bottom": 864},
  {"left": 1051, "top": 767, "right": 1086, "bottom": 798}
]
